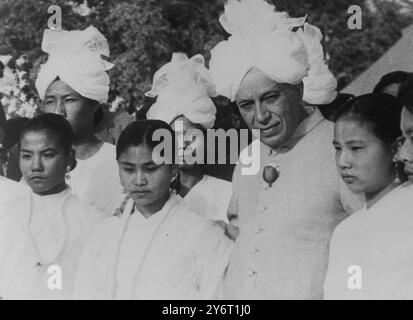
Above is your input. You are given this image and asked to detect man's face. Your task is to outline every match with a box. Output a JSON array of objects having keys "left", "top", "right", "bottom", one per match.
[
  {"left": 43, "top": 80, "right": 97, "bottom": 139},
  {"left": 235, "top": 68, "right": 305, "bottom": 149},
  {"left": 400, "top": 107, "right": 413, "bottom": 182}
]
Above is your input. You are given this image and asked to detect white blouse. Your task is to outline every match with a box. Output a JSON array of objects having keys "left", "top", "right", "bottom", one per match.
[
  {"left": 0, "top": 187, "right": 104, "bottom": 299},
  {"left": 75, "top": 193, "right": 233, "bottom": 300}
]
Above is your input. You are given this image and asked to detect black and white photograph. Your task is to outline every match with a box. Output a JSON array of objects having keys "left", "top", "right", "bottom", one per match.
[{"left": 0, "top": 0, "right": 413, "bottom": 307}]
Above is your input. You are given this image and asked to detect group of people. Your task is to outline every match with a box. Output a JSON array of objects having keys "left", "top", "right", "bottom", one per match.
[{"left": 0, "top": 0, "right": 413, "bottom": 300}]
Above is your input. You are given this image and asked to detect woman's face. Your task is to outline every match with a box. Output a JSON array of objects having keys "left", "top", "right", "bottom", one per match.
[
  {"left": 333, "top": 119, "right": 395, "bottom": 196},
  {"left": 43, "top": 80, "right": 97, "bottom": 139},
  {"left": 118, "top": 144, "right": 177, "bottom": 213},
  {"left": 19, "top": 130, "right": 71, "bottom": 195},
  {"left": 170, "top": 116, "right": 205, "bottom": 169}
]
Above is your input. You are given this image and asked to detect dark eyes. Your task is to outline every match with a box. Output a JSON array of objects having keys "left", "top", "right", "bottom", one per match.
[
  {"left": 264, "top": 94, "right": 279, "bottom": 103},
  {"left": 21, "top": 154, "right": 31, "bottom": 160},
  {"left": 239, "top": 102, "right": 253, "bottom": 111},
  {"left": 351, "top": 146, "right": 364, "bottom": 151}
]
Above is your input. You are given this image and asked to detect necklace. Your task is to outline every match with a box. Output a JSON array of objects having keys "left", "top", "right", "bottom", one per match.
[{"left": 28, "top": 191, "right": 69, "bottom": 268}]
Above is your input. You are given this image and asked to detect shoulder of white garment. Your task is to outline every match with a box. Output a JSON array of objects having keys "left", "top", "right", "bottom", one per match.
[
  {"left": 0, "top": 177, "right": 30, "bottom": 202},
  {"left": 170, "top": 195, "right": 230, "bottom": 240},
  {"left": 64, "top": 192, "right": 108, "bottom": 232}
]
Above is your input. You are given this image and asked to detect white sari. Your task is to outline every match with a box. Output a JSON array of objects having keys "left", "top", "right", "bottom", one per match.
[{"left": 75, "top": 193, "right": 233, "bottom": 300}]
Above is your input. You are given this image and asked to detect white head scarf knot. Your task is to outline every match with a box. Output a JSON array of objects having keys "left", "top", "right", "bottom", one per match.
[
  {"left": 35, "top": 25, "right": 114, "bottom": 104},
  {"left": 209, "top": 0, "right": 337, "bottom": 105},
  {"left": 146, "top": 53, "right": 217, "bottom": 129}
]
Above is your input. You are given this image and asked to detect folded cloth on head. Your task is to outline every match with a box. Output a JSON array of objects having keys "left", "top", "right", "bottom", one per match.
[
  {"left": 35, "top": 25, "right": 114, "bottom": 104},
  {"left": 209, "top": 0, "right": 337, "bottom": 105},
  {"left": 146, "top": 53, "right": 217, "bottom": 129}
]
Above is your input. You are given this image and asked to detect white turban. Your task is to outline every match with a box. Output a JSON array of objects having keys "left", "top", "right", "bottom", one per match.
[
  {"left": 209, "top": 0, "right": 337, "bottom": 105},
  {"left": 146, "top": 53, "right": 217, "bottom": 129},
  {"left": 35, "top": 26, "right": 114, "bottom": 104}
]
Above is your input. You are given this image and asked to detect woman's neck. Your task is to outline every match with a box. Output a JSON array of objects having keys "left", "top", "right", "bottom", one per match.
[
  {"left": 74, "top": 134, "right": 103, "bottom": 160},
  {"left": 365, "top": 180, "right": 400, "bottom": 210},
  {"left": 136, "top": 192, "right": 171, "bottom": 219},
  {"left": 178, "top": 166, "right": 204, "bottom": 198}
]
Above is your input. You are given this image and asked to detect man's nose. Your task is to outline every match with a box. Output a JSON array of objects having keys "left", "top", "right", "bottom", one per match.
[
  {"left": 399, "top": 141, "right": 413, "bottom": 163},
  {"left": 53, "top": 100, "right": 66, "bottom": 116},
  {"left": 255, "top": 103, "right": 270, "bottom": 124}
]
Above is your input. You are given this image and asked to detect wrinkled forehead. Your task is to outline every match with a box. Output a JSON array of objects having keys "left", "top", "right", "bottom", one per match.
[{"left": 236, "top": 68, "right": 296, "bottom": 101}]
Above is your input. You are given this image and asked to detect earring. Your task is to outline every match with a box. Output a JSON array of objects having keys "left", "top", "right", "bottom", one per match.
[
  {"left": 393, "top": 160, "right": 401, "bottom": 184},
  {"left": 121, "top": 188, "right": 126, "bottom": 194},
  {"left": 65, "top": 165, "right": 71, "bottom": 180}
]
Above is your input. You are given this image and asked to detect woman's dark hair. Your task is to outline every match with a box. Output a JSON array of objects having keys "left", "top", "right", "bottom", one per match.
[
  {"left": 373, "top": 71, "right": 410, "bottom": 95},
  {"left": 398, "top": 73, "right": 413, "bottom": 114},
  {"left": 19, "top": 113, "right": 74, "bottom": 155},
  {"left": 333, "top": 93, "right": 402, "bottom": 146},
  {"left": 116, "top": 119, "right": 176, "bottom": 163}
]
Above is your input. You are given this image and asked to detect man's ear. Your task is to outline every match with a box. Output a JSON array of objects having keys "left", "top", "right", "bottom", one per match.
[
  {"left": 92, "top": 102, "right": 101, "bottom": 113},
  {"left": 68, "top": 148, "right": 76, "bottom": 170},
  {"left": 171, "top": 165, "right": 179, "bottom": 182}
]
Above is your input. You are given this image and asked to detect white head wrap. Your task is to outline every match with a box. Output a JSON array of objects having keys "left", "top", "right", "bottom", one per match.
[
  {"left": 146, "top": 53, "right": 217, "bottom": 129},
  {"left": 209, "top": 0, "right": 337, "bottom": 105},
  {"left": 35, "top": 25, "right": 114, "bottom": 104}
]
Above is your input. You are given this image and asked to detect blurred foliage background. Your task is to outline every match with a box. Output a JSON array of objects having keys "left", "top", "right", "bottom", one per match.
[{"left": 0, "top": 0, "right": 412, "bottom": 114}]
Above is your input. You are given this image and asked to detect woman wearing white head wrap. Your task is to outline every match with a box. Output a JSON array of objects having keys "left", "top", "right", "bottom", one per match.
[
  {"left": 35, "top": 26, "right": 123, "bottom": 218},
  {"left": 146, "top": 53, "right": 232, "bottom": 223}
]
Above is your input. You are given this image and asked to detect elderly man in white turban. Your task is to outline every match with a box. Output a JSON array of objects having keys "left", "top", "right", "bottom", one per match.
[
  {"left": 146, "top": 53, "right": 232, "bottom": 222},
  {"left": 35, "top": 26, "right": 123, "bottom": 217},
  {"left": 209, "top": 0, "right": 362, "bottom": 299}
]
